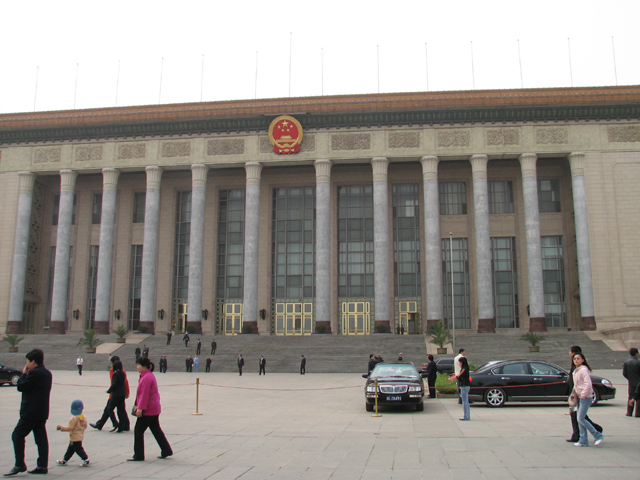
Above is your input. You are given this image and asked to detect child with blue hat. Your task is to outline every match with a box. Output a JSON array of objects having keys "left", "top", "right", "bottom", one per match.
[{"left": 56, "top": 399, "right": 90, "bottom": 467}]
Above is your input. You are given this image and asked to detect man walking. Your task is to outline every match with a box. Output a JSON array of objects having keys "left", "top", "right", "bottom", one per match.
[
  {"left": 259, "top": 356, "right": 266, "bottom": 375},
  {"left": 76, "top": 355, "right": 83, "bottom": 376},
  {"left": 5, "top": 349, "right": 52, "bottom": 476},
  {"left": 237, "top": 354, "right": 245, "bottom": 376},
  {"left": 300, "top": 355, "right": 306, "bottom": 375},
  {"left": 211, "top": 338, "right": 217, "bottom": 355},
  {"left": 622, "top": 347, "right": 640, "bottom": 417}
]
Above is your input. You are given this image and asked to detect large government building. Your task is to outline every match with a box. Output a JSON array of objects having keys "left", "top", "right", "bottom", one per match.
[{"left": 0, "top": 85, "right": 639, "bottom": 337}]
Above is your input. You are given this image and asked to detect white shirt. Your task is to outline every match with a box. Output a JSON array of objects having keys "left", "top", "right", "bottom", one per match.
[
  {"left": 77, "top": 357, "right": 83, "bottom": 366},
  {"left": 454, "top": 353, "right": 463, "bottom": 376}
]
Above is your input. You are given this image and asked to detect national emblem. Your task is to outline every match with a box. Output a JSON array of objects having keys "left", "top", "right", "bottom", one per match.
[{"left": 268, "top": 115, "right": 303, "bottom": 154}]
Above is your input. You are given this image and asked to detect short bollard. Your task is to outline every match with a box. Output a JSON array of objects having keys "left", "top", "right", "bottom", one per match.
[
  {"left": 193, "top": 377, "right": 203, "bottom": 416},
  {"left": 372, "top": 378, "right": 382, "bottom": 417}
]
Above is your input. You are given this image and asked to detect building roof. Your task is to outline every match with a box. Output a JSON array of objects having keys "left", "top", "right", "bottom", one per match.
[{"left": 1, "top": 85, "right": 639, "bottom": 144}]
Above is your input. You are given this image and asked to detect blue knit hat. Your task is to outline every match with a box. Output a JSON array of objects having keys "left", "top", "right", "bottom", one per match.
[{"left": 71, "top": 399, "right": 84, "bottom": 415}]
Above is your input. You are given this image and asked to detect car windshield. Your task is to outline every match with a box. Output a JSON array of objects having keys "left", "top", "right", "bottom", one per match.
[{"left": 370, "top": 364, "right": 418, "bottom": 379}]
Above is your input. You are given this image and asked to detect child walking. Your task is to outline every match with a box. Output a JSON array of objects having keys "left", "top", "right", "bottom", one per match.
[{"left": 56, "top": 399, "right": 90, "bottom": 466}]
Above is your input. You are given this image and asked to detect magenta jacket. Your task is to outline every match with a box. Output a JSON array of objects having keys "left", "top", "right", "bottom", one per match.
[{"left": 135, "top": 369, "right": 161, "bottom": 416}]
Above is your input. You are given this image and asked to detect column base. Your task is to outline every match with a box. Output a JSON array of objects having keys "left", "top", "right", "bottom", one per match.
[
  {"left": 49, "top": 321, "right": 66, "bottom": 334},
  {"left": 94, "top": 322, "right": 110, "bottom": 335},
  {"left": 374, "top": 320, "right": 391, "bottom": 334},
  {"left": 138, "top": 321, "right": 156, "bottom": 335},
  {"left": 477, "top": 318, "right": 496, "bottom": 333},
  {"left": 314, "top": 321, "right": 332, "bottom": 334},
  {"left": 5, "top": 321, "right": 23, "bottom": 334},
  {"left": 580, "top": 316, "right": 597, "bottom": 331},
  {"left": 528, "top": 317, "right": 547, "bottom": 332},
  {"left": 242, "top": 321, "right": 258, "bottom": 334}
]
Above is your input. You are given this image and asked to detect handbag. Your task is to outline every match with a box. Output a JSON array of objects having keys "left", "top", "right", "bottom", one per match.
[{"left": 568, "top": 389, "right": 578, "bottom": 408}]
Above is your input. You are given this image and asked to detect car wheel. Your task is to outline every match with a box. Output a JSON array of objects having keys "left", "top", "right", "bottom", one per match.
[
  {"left": 365, "top": 402, "right": 374, "bottom": 412},
  {"left": 484, "top": 387, "right": 506, "bottom": 407},
  {"left": 10, "top": 374, "right": 20, "bottom": 386},
  {"left": 591, "top": 389, "right": 601, "bottom": 406},
  {"left": 415, "top": 402, "right": 424, "bottom": 412}
]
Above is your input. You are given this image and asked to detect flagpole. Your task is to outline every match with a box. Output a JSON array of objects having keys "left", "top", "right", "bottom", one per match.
[
  {"left": 321, "top": 47, "right": 324, "bottom": 96},
  {"left": 611, "top": 36, "right": 618, "bottom": 86},
  {"left": 288, "top": 32, "right": 292, "bottom": 97},
  {"left": 450, "top": 232, "right": 456, "bottom": 353},
  {"left": 470, "top": 41, "right": 476, "bottom": 90},
  {"left": 377, "top": 45, "right": 380, "bottom": 94},
  {"left": 567, "top": 38, "right": 573, "bottom": 87},
  {"left": 201, "top": 54, "right": 205, "bottom": 102},
  {"left": 254, "top": 51, "right": 258, "bottom": 99},
  {"left": 517, "top": 39, "right": 524, "bottom": 88}
]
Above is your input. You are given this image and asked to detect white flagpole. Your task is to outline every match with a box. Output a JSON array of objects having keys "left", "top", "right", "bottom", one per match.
[
  {"left": 377, "top": 45, "right": 380, "bottom": 94},
  {"left": 450, "top": 232, "right": 456, "bottom": 353},
  {"left": 289, "top": 33, "right": 292, "bottom": 97},
  {"left": 201, "top": 54, "right": 205, "bottom": 102},
  {"left": 567, "top": 38, "right": 574, "bottom": 87},
  {"left": 321, "top": 47, "right": 324, "bottom": 96},
  {"left": 255, "top": 51, "right": 258, "bottom": 99},
  {"left": 611, "top": 36, "right": 618, "bottom": 86},
  {"left": 517, "top": 39, "right": 524, "bottom": 88},
  {"left": 470, "top": 41, "right": 476, "bottom": 90}
]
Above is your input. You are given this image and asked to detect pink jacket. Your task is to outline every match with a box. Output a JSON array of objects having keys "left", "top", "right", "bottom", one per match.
[
  {"left": 135, "top": 369, "right": 161, "bottom": 416},
  {"left": 572, "top": 365, "right": 593, "bottom": 400}
]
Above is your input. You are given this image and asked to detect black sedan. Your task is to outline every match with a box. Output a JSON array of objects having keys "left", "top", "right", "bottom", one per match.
[
  {"left": 421, "top": 357, "right": 455, "bottom": 375},
  {"left": 0, "top": 363, "right": 22, "bottom": 386},
  {"left": 364, "top": 362, "right": 425, "bottom": 412},
  {"left": 468, "top": 360, "right": 616, "bottom": 407}
]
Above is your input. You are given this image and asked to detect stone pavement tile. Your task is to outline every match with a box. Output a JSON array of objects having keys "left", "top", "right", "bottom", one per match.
[
  {"left": 207, "top": 465, "right": 254, "bottom": 479},
  {"left": 450, "top": 467, "right": 486, "bottom": 480},
  {"left": 469, "top": 451, "right": 503, "bottom": 469},
  {"left": 298, "top": 467, "right": 335, "bottom": 480},
  {"left": 595, "top": 467, "right": 640, "bottom": 480},
  {"left": 361, "top": 467, "right": 395, "bottom": 479},
  {"left": 442, "top": 451, "right": 474, "bottom": 469},
  {"left": 478, "top": 467, "right": 517, "bottom": 479},
  {"left": 327, "top": 467, "right": 365, "bottom": 479},
  {"left": 390, "top": 468, "right": 426, "bottom": 480}
]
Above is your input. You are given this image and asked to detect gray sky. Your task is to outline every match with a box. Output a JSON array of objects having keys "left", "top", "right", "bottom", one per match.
[{"left": 1, "top": 0, "right": 639, "bottom": 114}]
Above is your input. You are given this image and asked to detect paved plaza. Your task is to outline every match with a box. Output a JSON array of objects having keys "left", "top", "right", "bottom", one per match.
[{"left": 0, "top": 369, "right": 638, "bottom": 479}]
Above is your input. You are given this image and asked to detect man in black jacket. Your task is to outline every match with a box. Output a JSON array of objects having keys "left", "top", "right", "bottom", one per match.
[
  {"left": 425, "top": 355, "right": 438, "bottom": 398},
  {"left": 5, "top": 348, "right": 52, "bottom": 476},
  {"left": 622, "top": 347, "right": 640, "bottom": 417}
]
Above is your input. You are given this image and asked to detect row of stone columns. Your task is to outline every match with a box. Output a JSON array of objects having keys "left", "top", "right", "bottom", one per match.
[{"left": 6, "top": 152, "right": 596, "bottom": 334}]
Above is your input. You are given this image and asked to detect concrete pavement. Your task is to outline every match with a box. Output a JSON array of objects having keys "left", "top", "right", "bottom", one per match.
[{"left": 0, "top": 369, "right": 638, "bottom": 479}]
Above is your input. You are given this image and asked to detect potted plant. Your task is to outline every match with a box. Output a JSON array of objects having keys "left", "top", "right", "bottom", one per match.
[
  {"left": 3, "top": 334, "right": 24, "bottom": 353},
  {"left": 113, "top": 324, "right": 129, "bottom": 343},
  {"left": 138, "top": 325, "right": 148, "bottom": 334},
  {"left": 427, "top": 321, "right": 452, "bottom": 354},
  {"left": 315, "top": 324, "right": 327, "bottom": 334},
  {"left": 520, "top": 332, "right": 546, "bottom": 352},
  {"left": 76, "top": 329, "right": 103, "bottom": 353},
  {"left": 375, "top": 324, "right": 389, "bottom": 334}
]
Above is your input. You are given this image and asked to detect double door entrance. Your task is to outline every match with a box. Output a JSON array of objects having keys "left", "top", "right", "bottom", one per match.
[
  {"left": 275, "top": 302, "right": 313, "bottom": 335},
  {"left": 341, "top": 302, "right": 370, "bottom": 335}
]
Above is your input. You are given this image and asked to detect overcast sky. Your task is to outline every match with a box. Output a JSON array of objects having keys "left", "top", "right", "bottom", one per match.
[{"left": 1, "top": 1, "right": 639, "bottom": 115}]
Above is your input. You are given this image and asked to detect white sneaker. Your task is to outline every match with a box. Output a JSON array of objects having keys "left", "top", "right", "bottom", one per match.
[
  {"left": 594, "top": 437, "right": 603, "bottom": 446},
  {"left": 574, "top": 442, "right": 587, "bottom": 447}
]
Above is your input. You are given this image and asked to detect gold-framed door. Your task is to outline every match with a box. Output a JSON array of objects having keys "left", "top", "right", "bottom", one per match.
[
  {"left": 173, "top": 303, "right": 188, "bottom": 333},
  {"left": 275, "top": 302, "right": 313, "bottom": 335},
  {"left": 224, "top": 303, "right": 243, "bottom": 335},
  {"left": 341, "top": 302, "right": 370, "bottom": 335},
  {"left": 398, "top": 301, "right": 418, "bottom": 334}
]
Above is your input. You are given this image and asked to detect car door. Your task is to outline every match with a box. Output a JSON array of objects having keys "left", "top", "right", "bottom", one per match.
[
  {"left": 528, "top": 362, "right": 568, "bottom": 399},
  {"left": 493, "top": 362, "right": 533, "bottom": 399}
]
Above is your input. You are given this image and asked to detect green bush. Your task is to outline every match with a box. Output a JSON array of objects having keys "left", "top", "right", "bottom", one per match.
[
  {"left": 315, "top": 324, "right": 327, "bottom": 334},
  {"left": 138, "top": 325, "right": 149, "bottom": 333},
  {"left": 113, "top": 324, "right": 130, "bottom": 338},
  {"left": 186, "top": 324, "right": 197, "bottom": 334},
  {"left": 375, "top": 324, "right": 389, "bottom": 333},
  {"left": 241, "top": 324, "right": 254, "bottom": 334},
  {"left": 435, "top": 372, "right": 457, "bottom": 394},
  {"left": 76, "top": 329, "right": 103, "bottom": 348},
  {"left": 2, "top": 334, "right": 24, "bottom": 347},
  {"left": 427, "top": 321, "right": 452, "bottom": 348}
]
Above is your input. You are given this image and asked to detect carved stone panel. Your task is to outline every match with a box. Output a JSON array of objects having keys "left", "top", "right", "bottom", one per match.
[
  {"left": 535, "top": 128, "right": 568, "bottom": 145},
  {"left": 161, "top": 141, "right": 191, "bottom": 157},
  {"left": 331, "top": 133, "right": 370, "bottom": 151},
  {"left": 76, "top": 145, "right": 103, "bottom": 162},
  {"left": 117, "top": 143, "right": 146, "bottom": 159},
  {"left": 260, "top": 134, "right": 315, "bottom": 153},
  {"left": 486, "top": 128, "right": 520, "bottom": 146},
  {"left": 437, "top": 130, "right": 470, "bottom": 147},
  {"left": 608, "top": 126, "right": 640, "bottom": 143},
  {"left": 388, "top": 131, "right": 420, "bottom": 149},
  {"left": 207, "top": 138, "right": 245, "bottom": 156},
  {"left": 33, "top": 147, "right": 62, "bottom": 164}
]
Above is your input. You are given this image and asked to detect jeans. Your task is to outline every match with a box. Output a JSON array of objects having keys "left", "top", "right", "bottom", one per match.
[
  {"left": 577, "top": 397, "right": 603, "bottom": 446},
  {"left": 460, "top": 386, "right": 470, "bottom": 420}
]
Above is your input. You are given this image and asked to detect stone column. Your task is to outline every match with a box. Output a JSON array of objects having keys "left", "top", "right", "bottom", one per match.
[
  {"left": 568, "top": 152, "right": 596, "bottom": 330},
  {"left": 519, "top": 153, "right": 546, "bottom": 332},
  {"left": 6, "top": 172, "right": 37, "bottom": 334},
  {"left": 421, "top": 156, "right": 442, "bottom": 332},
  {"left": 371, "top": 157, "right": 391, "bottom": 332},
  {"left": 139, "top": 166, "right": 163, "bottom": 334},
  {"left": 50, "top": 170, "right": 77, "bottom": 334},
  {"left": 470, "top": 155, "right": 495, "bottom": 333},
  {"left": 187, "top": 164, "right": 209, "bottom": 334},
  {"left": 315, "top": 159, "right": 332, "bottom": 334},
  {"left": 94, "top": 168, "right": 120, "bottom": 334},
  {"left": 242, "top": 162, "right": 262, "bottom": 333}
]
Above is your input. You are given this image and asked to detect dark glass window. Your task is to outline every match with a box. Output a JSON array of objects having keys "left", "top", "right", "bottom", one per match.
[
  {"left": 442, "top": 237, "right": 471, "bottom": 329},
  {"left": 132, "top": 192, "right": 146, "bottom": 223},
  {"left": 538, "top": 179, "right": 561, "bottom": 213},
  {"left": 491, "top": 237, "right": 519, "bottom": 328},
  {"left": 393, "top": 184, "right": 420, "bottom": 297},
  {"left": 488, "top": 181, "right": 514, "bottom": 214},
  {"left": 92, "top": 194, "right": 102, "bottom": 224},
  {"left": 129, "top": 245, "right": 143, "bottom": 330},
  {"left": 439, "top": 182, "right": 467, "bottom": 215},
  {"left": 217, "top": 189, "right": 245, "bottom": 299}
]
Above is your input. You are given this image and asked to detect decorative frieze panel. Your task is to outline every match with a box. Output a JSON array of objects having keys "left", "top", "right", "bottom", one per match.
[
  {"left": 388, "top": 131, "right": 420, "bottom": 149},
  {"left": 33, "top": 147, "right": 61, "bottom": 164},
  {"left": 76, "top": 145, "right": 103, "bottom": 162},
  {"left": 535, "top": 128, "right": 568, "bottom": 145},
  {"left": 486, "top": 128, "right": 520, "bottom": 146},
  {"left": 260, "top": 134, "right": 315, "bottom": 153},
  {"left": 117, "top": 143, "right": 146, "bottom": 159},
  {"left": 207, "top": 138, "right": 245, "bottom": 156},
  {"left": 331, "top": 133, "right": 370, "bottom": 151},
  {"left": 608, "top": 126, "right": 640, "bottom": 143},
  {"left": 161, "top": 141, "right": 191, "bottom": 157},
  {"left": 437, "top": 130, "right": 470, "bottom": 147}
]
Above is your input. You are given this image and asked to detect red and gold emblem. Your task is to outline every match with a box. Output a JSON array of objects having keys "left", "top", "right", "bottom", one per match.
[{"left": 268, "top": 115, "right": 303, "bottom": 154}]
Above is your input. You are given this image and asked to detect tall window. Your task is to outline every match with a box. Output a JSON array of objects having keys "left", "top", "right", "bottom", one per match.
[
  {"left": 338, "top": 185, "right": 374, "bottom": 298},
  {"left": 129, "top": 245, "right": 143, "bottom": 330},
  {"left": 393, "top": 184, "right": 420, "bottom": 297},
  {"left": 132, "top": 192, "right": 146, "bottom": 223},
  {"left": 173, "top": 192, "right": 191, "bottom": 302},
  {"left": 542, "top": 236, "right": 567, "bottom": 327},
  {"left": 52, "top": 194, "right": 77, "bottom": 225},
  {"left": 538, "top": 179, "right": 561, "bottom": 213},
  {"left": 92, "top": 194, "right": 102, "bottom": 224},
  {"left": 488, "top": 181, "right": 514, "bottom": 214},
  {"left": 272, "top": 187, "right": 315, "bottom": 299},
  {"left": 217, "top": 189, "right": 245, "bottom": 299},
  {"left": 491, "top": 237, "right": 519, "bottom": 328},
  {"left": 86, "top": 245, "right": 99, "bottom": 329},
  {"left": 439, "top": 182, "right": 467, "bottom": 215},
  {"left": 442, "top": 238, "right": 471, "bottom": 329}
]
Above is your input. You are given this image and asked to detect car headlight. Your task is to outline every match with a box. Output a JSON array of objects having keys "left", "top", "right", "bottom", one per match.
[
  {"left": 600, "top": 379, "right": 613, "bottom": 389},
  {"left": 366, "top": 386, "right": 377, "bottom": 393},
  {"left": 408, "top": 386, "right": 422, "bottom": 392}
]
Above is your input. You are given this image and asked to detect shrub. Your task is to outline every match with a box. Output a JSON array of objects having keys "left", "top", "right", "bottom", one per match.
[
  {"left": 138, "top": 325, "right": 149, "bottom": 333},
  {"left": 76, "top": 329, "right": 103, "bottom": 348},
  {"left": 113, "top": 324, "right": 130, "bottom": 338},
  {"left": 241, "top": 324, "right": 254, "bottom": 334},
  {"left": 375, "top": 324, "right": 389, "bottom": 333},
  {"left": 427, "top": 321, "right": 452, "bottom": 348},
  {"left": 435, "top": 372, "right": 457, "bottom": 394},
  {"left": 520, "top": 332, "right": 546, "bottom": 346},
  {"left": 315, "top": 325, "right": 327, "bottom": 334},
  {"left": 2, "top": 334, "right": 24, "bottom": 347},
  {"left": 186, "top": 324, "right": 197, "bottom": 334}
]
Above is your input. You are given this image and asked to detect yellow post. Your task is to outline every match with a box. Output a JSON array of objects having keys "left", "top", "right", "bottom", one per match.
[
  {"left": 371, "top": 378, "right": 382, "bottom": 417},
  {"left": 192, "top": 377, "right": 203, "bottom": 415}
]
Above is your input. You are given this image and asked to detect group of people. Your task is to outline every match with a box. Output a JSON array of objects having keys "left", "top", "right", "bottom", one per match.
[
  {"left": 5, "top": 349, "right": 172, "bottom": 476},
  {"left": 177, "top": 332, "right": 217, "bottom": 356},
  {"left": 236, "top": 354, "right": 306, "bottom": 375},
  {"left": 134, "top": 345, "right": 150, "bottom": 360}
]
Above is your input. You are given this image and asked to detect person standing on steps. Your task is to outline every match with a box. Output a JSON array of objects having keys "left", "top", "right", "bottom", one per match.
[
  {"left": 622, "top": 347, "right": 640, "bottom": 417},
  {"left": 183, "top": 332, "right": 190, "bottom": 348},
  {"left": 211, "top": 338, "right": 217, "bottom": 355},
  {"left": 166, "top": 330, "right": 172, "bottom": 346},
  {"left": 193, "top": 356, "right": 200, "bottom": 373},
  {"left": 205, "top": 357, "right": 212, "bottom": 373}
]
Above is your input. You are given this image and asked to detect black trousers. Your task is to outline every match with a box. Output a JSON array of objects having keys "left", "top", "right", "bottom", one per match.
[
  {"left": 428, "top": 378, "right": 436, "bottom": 398},
  {"left": 133, "top": 415, "right": 172, "bottom": 460},
  {"left": 570, "top": 409, "right": 602, "bottom": 440},
  {"left": 259, "top": 365, "right": 265, "bottom": 375},
  {"left": 205, "top": 364, "right": 211, "bottom": 372},
  {"left": 63, "top": 441, "right": 88, "bottom": 462},
  {"left": 12, "top": 417, "right": 48, "bottom": 469},
  {"left": 627, "top": 385, "right": 640, "bottom": 416},
  {"left": 96, "top": 397, "right": 129, "bottom": 431}
]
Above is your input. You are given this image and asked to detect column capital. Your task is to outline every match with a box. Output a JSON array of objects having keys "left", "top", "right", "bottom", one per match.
[
  {"left": 371, "top": 157, "right": 389, "bottom": 181},
  {"left": 102, "top": 168, "right": 120, "bottom": 191},
  {"left": 470, "top": 154, "right": 489, "bottom": 179},
  {"left": 191, "top": 164, "right": 209, "bottom": 188},
  {"left": 519, "top": 153, "right": 538, "bottom": 178},
  {"left": 60, "top": 170, "right": 78, "bottom": 192},
  {"left": 314, "top": 159, "right": 332, "bottom": 183},
  {"left": 145, "top": 166, "right": 163, "bottom": 189},
  {"left": 245, "top": 162, "right": 262, "bottom": 186},
  {"left": 420, "top": 155, "right": 439, "bottom": 180},
  {"left": 17, "top": 172, "right": 36, "bottom": 194},
  {"left": 568, "top": 152, "right": 586, "bottom": 176}
]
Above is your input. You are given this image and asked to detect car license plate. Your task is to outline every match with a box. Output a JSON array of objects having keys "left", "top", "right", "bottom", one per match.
[{"left": 387, "top": 395, "right": 402, "bottom": 401}]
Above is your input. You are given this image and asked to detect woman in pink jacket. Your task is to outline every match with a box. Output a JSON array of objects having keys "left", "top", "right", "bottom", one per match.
[
  {"left": 571, "top": 352, "right": 604, "bottom": 447},
  {"left": 127, "top": 357, "right": 173, "bottom": 461}
]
